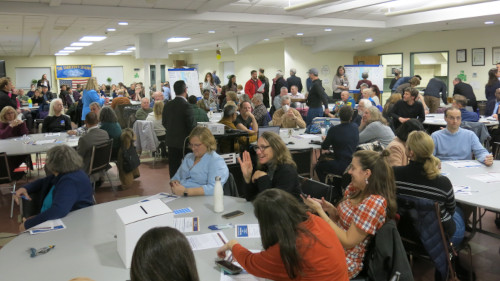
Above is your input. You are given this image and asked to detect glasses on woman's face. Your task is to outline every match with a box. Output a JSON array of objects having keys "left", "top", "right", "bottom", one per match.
[
  {"left": 189, "top": 143, "right": 203, "bottom": 149},
  {"left": 253, "top": 145, "right": 270, "bottom": 152}
]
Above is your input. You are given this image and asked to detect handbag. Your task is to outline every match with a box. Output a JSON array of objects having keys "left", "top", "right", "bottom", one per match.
[{"left": 122, "top": 145, "right": 140, "bottom": 173}]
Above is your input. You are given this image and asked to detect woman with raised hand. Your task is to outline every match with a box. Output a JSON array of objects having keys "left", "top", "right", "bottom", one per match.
[
  {"left": 217, "top": 189, "right": 349, "bottom": 281},
  {"left": 302, "top": 150, "right": 397, "bottom": 278}
]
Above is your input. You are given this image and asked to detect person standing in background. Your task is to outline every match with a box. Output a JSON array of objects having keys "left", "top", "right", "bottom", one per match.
[
  {"left": 306, "top": 68, "right": 329, "bottom": 125},
  {"left": 244, "top": 70, "right": 262, "bottom": 99},
  {"left": 332, "top": 66, "right": 349, "bottom": 100},
  {"left": 286, "top": 68, "right": 303, "bottom": 93},
  {"left": 485, "top": 68, "right": 500, "bottom": 116},
  {"left": 162, "top": 80, "right": 196, "bottom": 177},
  {"left": 37, "top": 74, "right": 51, "bottom": 91},
  {"left": 258, "top": 68, "right": 270, "bottom": 108},
  {"left": 389, "top": 69, "right": 401, "bottom": 93},
  {"left": 423, "top": 77, "right": 448, "bottom": 113}
]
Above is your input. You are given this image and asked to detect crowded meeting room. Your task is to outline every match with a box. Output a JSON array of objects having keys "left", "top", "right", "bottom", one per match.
[{"left": 2, "top": 0, "right": 500, "bottom": 280}]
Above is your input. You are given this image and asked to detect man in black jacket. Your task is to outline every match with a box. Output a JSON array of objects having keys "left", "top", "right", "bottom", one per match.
[
  {"left": 0, "top": 77, "right": 18, "bottom": 112},
  {"left": 162, "top": 80, "right": 196, "bottom": 177},
  {"left": 453, "top": 78, "right": 477, "bottom": 112},
  {"left": 305, "top": 68, "right": 329, "bottom": 125},
  {"left": 286, "top": 68, "right": 303, "bottom": 93}
]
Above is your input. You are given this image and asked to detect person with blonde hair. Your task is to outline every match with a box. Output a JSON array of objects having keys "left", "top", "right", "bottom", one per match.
[
  {"left": 238, "top": 131, "right": 301, "bottom": 201},
  {"left": 147, "top": 100, "right": 167, "bottom": 157},
  {"left": 82, "top": 77, "right": 106, "bottom": 121},
  {"left": 43, "top": 99, "right": 71, "bottom": 133},
  {"left": 359, "top": 106, "right": 395, "bottom": 147},
  {"left": 0, "top": 106, "right": 30, "bottom": 174},
  {"left": 393, "top": 131, "right": 465, "bottom": 246},
  {"left": 303, "top": 149, "right": 397, "bottom": 278},
  {"left": 170, "top": 126, "right": 229, "bottom": 196}
]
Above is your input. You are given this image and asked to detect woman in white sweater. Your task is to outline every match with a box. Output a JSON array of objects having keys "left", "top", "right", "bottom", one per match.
[{"left": 146, "top": 101, "right": 167, "bottom": 157}]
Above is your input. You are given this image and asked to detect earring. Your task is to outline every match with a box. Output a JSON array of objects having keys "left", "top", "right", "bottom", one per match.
[{"left": 365, "top": 178, "right": 369, "bottom": 185}]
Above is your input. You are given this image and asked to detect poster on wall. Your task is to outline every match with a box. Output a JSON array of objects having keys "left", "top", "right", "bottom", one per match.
[
  {"left": 168, "top": 68, "right": 202, "bottom": 98},
  {"left": 55, "top": 65, "right": 92, "bottom": 79},
  {"left": 343, "top": 65, "right": 384, "bottom": 92}
]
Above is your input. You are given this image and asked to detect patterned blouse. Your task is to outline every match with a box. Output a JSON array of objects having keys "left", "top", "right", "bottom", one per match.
[{"left": 337, "top": 184, "right": 387, "bottom": 278}]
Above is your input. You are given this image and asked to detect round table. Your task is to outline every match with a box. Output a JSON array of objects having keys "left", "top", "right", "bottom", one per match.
[
  {"left": 0, "top": 133, "right": 79, "bottom": 156},
  {"left": 0, "top": 196, "right": 261, "bottom": 281}
]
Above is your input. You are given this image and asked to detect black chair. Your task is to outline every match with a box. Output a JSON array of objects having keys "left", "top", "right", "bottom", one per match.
[
  {"left": 0, "top": 153, "right": 26, "bottom": 218},
  {"left": 291, "top": 148, "right": 312, "bottom": 178},
  {"left": 397, "top": 195, "right": 472, "bottom": 281},
  {"left": 223, "top": 172, "right": 239, "bottom": 197},
  {"left": 88, "top": 139, "right": 114, "bottom": 202},
  {"left": 298, "top": 176, "right": 337, "bottom": 204}
]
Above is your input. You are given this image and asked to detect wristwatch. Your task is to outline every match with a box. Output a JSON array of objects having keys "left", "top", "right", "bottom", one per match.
[{"left": 183, "top": 191, "right": 188, "bottom": 197}]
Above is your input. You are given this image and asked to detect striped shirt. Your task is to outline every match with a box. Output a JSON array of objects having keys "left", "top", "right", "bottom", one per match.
[{"left": 393, "top": 161, "right": 456, "bottom": 236}]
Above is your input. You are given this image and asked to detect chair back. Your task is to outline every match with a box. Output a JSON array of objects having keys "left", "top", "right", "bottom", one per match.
[
  {"left": 223, "top": 173, "right": 239, "bottom": 197},
  {"left": 0, "top": 152, "right": 12, "bottom": 183},
  {"left": 397, "top": 195, "right": 451, "bottom": 281},
  {"left": 291, "top": 148, "right": 312, "bottom": 178},
  {"left": 88, "top": 139, "right": 113, "bottom": 175},
  {"left": 299, "top": 176, "right": 334, "bottom": 203}
]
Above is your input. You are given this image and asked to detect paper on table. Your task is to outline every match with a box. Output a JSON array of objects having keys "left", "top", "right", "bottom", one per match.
[
  {"left": 174, "top": 217, "right": 200, "bottom": 233},
  {"left": 187, "top": 232, "right": 228, "bottom": 250},
  {"left": 44, "top": 133, "right": 60, "bottom": 137},
  {"left": 447, "top": 160, "right": 482, "bottom": 168},
  {"left": 29, "top": 219, "right": 66, "bottom": 235},
  {"left": 295, "top": 134, "right": 318, "bottom": 139},
  {"left": 235, "top": 224, "right": 260, "bottom": 238},
  {"left": 138, "top": 192, "right": 179, "bottom": 203},
  {"left": 34, "top": 139, "right": 57, "bottom": 145},
  {"left": 453, "top": 185, "right": 473, "bottom": 195},
  {"left": 220, "top": 250, "right": 265, "bottom": 281},
  {"left": 467, "top": 173, "right": 500, "bottom": 183}
]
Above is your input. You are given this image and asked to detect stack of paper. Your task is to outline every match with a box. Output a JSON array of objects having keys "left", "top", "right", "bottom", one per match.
[{"left": 29, "top": 219, "right": 66, "bottom": 235}]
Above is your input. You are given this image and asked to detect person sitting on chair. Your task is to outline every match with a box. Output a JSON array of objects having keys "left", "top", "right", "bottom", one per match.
[
  {"left": 0, "top": 106, "right": 30, "bottom": 174},
  {"left": 359, "top": 106, "right": 395, "bottom": 147},
  {"left": 131, "top": 227, "right": 200, "bottom": 281},
  {"left": 14, "top": 145, "right": 93, "bottom": 232},
  {"left": 99, "top": 107, "right": 122, "bottom": 160},
  {"left": 451, "top": 94, "right": 479, "bottom": 122},
  {"left": 170, "top": 126, "right": 229, "bottom": 196},
  {"left": 77, "top": 112, "right": 111, "bottom": 174},
  {"left": 386, "top": 119, "right": 424, "bottom": 167},
  {"left": 271, "top": 95, "right": 306, "bottom": 128},
  {"left": 42, "top": 98, "right": 72, "bottom": 133},
  {"left": 238, "top": 131, "right": 301, "bottom": 201},
  {"left": 393, "top": 131, "right": 465, "bottom": 246},
  {"left": 316, "top": 106, "right": 359, "bottom": 183},
  {"left": 302, "top": 150, "right": 397, "bottom": 278},
  {"left": 217, "top": 189, "right": 349, "bottom": 281}
]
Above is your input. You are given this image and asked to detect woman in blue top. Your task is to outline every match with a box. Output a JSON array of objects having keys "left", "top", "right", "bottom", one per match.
[
  {"left": 170, "top": 126, "right": 229, "bottom": 196},
  {"left": 14, "top": 145, "right": 93, "bottom": 232},
  {"left": 81, "top": 77, "right": 106, "bottom": 121}
]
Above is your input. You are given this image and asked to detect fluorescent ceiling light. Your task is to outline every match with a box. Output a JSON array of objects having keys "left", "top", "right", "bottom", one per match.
[
  {"left": 58, "top": 50, "right": 75, "bottom": 53},
  {"left": 485, "top": 21, "right": 494, "bottom": 24},
  {"left": 55, "top": 53, "right": 68, "bottom": 56},
  {"left": 167, "top": 37, "right": 191, "bottom": 43},
  {"left": 71, "top": 42, "right": 93, "bottom": 47},
  {"left": 64, "top": 47, "right": 83, "bottom": 50},
  {"left": 297, "top": 33, "right": 304, "bottom": 36},
  {"left": 365, "top": 38, "right": 373, "bottom": 42},
  {"left": 208, "top": 30, "right": 216, "bottom": 34},
  {"left": 180, "top": 50, "right": 185, "bottom": 53},
  {"left": 116, "top": 50, "right": 133, "bottom": 53},
  {"left": 107, "top": 28, "right": 116, "bottom": 32},
  {"left": 194, "top": 49, "right": 199, "bottom": 51},
  {"left": 264, "top": 38, "right": 269, "bottom": 41},
  {"left": 118, "top": 22, "right": 128, "bottom": 25},
  {"left": 79, "top": 36, "right": 106, "bottom": 42},
  {"left": 106, "top": 52, "right": 120, "bottom": 55},
  {"left": 324, "top": 28, "right": 332, "bottom": 32},
  {"left": 127, "top": 47, "right": 136, "bottom": 51}
]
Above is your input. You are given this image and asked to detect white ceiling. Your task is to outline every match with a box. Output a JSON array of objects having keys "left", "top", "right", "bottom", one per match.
[{"left": 1, "top": 0, "right": 500, "bottom": 57}]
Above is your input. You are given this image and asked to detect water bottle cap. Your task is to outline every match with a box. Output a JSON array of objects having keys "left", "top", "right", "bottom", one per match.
[{"left": 215, "top": 176, "right": 221, "bottom": 181}]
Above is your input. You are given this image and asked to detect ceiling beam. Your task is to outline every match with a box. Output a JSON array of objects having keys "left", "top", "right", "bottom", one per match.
[
  {"left": 305, "top": 0, "right": 394, "bottom": 18},
  {"left": 196, "top": 0, "right": 239, "bottom": 14},
  {"left": 386, "top": 1, "right": 500, "bottom": 27},
  {"left": 385, "top": 0, "right": 493, "bottom": 17},
  {"left": 49, "top": 0, "right": 62, "bottom": 7},
  {"left": 285, "top": 0, "right": 341, "bottom": 12},
  {"left": 0, "top": 1, "right": 386, "bottom": 29}
]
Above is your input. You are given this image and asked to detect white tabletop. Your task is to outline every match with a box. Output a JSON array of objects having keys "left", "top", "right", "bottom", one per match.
[
  {"left": 424, "top": 113, "right": 499, "bottom": 126},
  {"left": 208, "top": 112, "right": 222, "bottom": 123},
  {"left": 0, "top": 133, "right": 79, "bottom": 156},
  {"left": 278, "top": 128, "right": 322, "bottom": 151},
  {"left": 441, "top": 160, "right": 500, "bottom": 212},
  {"left": 0, "top": 196, "right": 261, "bottom": 281}
]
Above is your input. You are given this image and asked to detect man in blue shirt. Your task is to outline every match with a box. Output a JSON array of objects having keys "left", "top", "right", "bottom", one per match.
[
  {"left": 431, "top": 107, "right": 493, "bottom": 166},
  {"left": 452, "top": 94, "right": 478, "bottom": 122},
  {"left": 392, "top": 74, "right": 422, "bottom": 92},
  {"left": 212, "top": 71, "right": 221, "bottom": 85},
  {"left": 162, "top": 82, "right": 171, "bottom": 100}
]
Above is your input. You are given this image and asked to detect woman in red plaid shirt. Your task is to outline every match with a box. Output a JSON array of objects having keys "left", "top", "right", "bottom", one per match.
[{"left": 303, "top": 150, "right": 397, "bottom": 278}]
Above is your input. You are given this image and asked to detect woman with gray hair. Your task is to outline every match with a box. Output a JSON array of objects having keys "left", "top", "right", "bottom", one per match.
[
  {"left": 356, "top": 72, "right": 372, "bottom": 89},
  {"left": 42, "top": 98, "right": 72, "bottom": 132},
  {"left": 14, "top": 144, "right": 93, "bottom": 232},
  {"left": 359, "top": 106, "right": 395, "bottom": 147}
]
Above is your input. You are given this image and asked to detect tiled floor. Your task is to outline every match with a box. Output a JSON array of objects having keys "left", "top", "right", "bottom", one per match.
[{"left": 1, "top": 157, "right": 499, "bottom": 280}]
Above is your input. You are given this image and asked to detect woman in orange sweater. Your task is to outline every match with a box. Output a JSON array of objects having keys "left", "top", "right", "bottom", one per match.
[{"left": 216, "top": 189, "right": 349, "bottom": 281}]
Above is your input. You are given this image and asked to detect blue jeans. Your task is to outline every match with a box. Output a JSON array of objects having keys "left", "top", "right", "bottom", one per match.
[
  {"left": 306, "top": 107, "right": 324, "bottom": 125},
  {"left": 450, "top": 206, "right": 465, "bottom": 247}
]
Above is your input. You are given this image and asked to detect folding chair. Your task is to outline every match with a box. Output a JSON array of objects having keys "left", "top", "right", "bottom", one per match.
[
  {"left": 87, "top": 139, "right": 114, "bottom": 202},
  {"left": 0, "top": 153, "right": 26, "bottom": 218}
]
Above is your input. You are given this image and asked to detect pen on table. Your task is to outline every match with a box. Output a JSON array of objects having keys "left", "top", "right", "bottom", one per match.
[
  {"left": 217, "top": 232, "right": 227, "bottom": 244},
  {"left": 11, "top": 192, "right": 28, "bottom": 200}
]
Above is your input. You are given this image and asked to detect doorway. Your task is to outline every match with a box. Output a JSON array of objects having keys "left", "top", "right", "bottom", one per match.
[{"left": 410, "top": 51, "right": 449, "bottom": 91}]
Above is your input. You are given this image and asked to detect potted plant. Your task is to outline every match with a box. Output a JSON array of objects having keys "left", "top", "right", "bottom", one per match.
[
  {"left": 107, "top": 77, "right": 112, "bottom": 85},
  {"left": 31, "top": 79, "right": 38, "bottom": 85}
]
